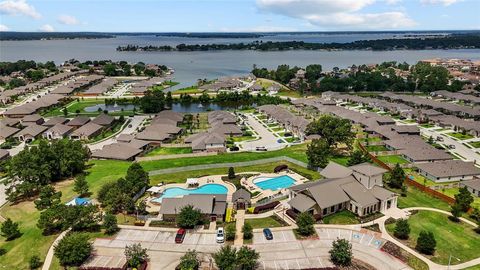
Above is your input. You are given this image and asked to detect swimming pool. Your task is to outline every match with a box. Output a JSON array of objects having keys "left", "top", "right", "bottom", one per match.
[
  {"left": 151, "top": 184, "right": 228, "bottom": 203},
  {"left": 253, "top": 175, "right": 296, "bottom": 191}
]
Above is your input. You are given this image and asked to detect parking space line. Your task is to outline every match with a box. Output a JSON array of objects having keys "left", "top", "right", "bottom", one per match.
[
  {"left": 281, "top": 231, "right": 286, "bottom": 242},
  {"left": 274, "top": 260, "right": 278, "bottom": 270},
  {"left": 368, "top": 235, "right": 375, "bottom": 246},
  {"left": 360, "top": 233, "right": 365, "bottom": 243},
  {"left": 349, "top": 230, "right": 352, "bottom": 241},
  {"left": 295, "top": 259, "right": 301, "bottom": 270},
  {"left": 317, "top": 257, "right": 323, "bottom": 267},
  {"left": 262, "top": 261, "right": 266, "bottom": 270}
]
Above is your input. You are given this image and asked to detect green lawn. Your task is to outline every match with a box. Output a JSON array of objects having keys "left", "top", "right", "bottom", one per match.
[
  {"left": 145, "top": 147, "right": 193, "bottom": 156},
  {"left": 419, "top": 123, "right": 435, "bottom": 128},
  {"left": 469, "top": 141, "right": 480, "bottom": 148},
  {"left": 396, "top": 186, "right": 451, "bottom": 212},
  {"left": 172, "top": 86, "right": 203, "bottom": 95},
  {"left": 232, "top": 135, "right": 256, "bottom": 142},
  {"left": 245, "top": 216, "right": 286, "bottom": 229},
  {"left": 376, "top": 155, "right": 409, "bottom": 164},
  {"left": 322, "top": 210, "right": 359, "bottom": 225},
  {"left": 446, "top": 132, "right": 475, "bottom": 141},
  {"left": 139, "top": 144, "right": 311, "bottom": 172},
  {"left": 0, "top": 159, "right": 126, "bottom": 270},
  {"left": 360, "top": 136, "right": 382, "bottom": 143},
  {"left": 278, "top": 90, "right": 302, "bottom": 98},
  {"left": 365, "top": 145, "right": 389, "bottom": 152},
  {"left": 386, "top": 211, "right": 480, "bottom": 265}
]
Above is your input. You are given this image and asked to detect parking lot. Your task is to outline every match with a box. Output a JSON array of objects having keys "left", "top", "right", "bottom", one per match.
[
  {"left": 94, "top": 228, "right": 221, "bottom": 253},
  {"left": 252, "top": 230, "right": 296, "bottom": 244}
]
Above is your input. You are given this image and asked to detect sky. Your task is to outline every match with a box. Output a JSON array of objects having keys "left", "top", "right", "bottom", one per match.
[{"left": 0, "top": 0, "right": 479, "bottom": 32}]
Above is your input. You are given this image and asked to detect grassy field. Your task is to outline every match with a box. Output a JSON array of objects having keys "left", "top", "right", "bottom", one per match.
[
  {"left": 386, "top": 211, "right": 480, "bottom": 265},
  {"left": 419, "top": 123, "right": 435, "bottom": 128},
  {"left": 322, "top": 210, "right": 359, "bottom": 225},
  {"left": 446, "top": 132, "right": 475, "bottom": 141},
  {"left": 0, "top": 160, "right": 125, "bottom": 270},
  {"left": 376, "top": 155, "right": 409, "bottom": 164},
  {"left": 245, "top": 216, "right": 286, "bottom": 229},
  {"left": 360, "top": 136, "right": 382, "bottom": 143},
  {"left": 139, "top": 144, "right": 310, "bottom": 171},
  {"left": 145, "top": 147, "right": 193, "bottom": 156},
  {"left": 396, "top": 186, "right": 451, "bottom": 212},
  {"left": 149, "top": 161, "right": 321, "bottom": 185},
  {"left": 365, "top": 145, "right": 389, "bottom": 152},
  {"left": 172, "top": 86, "right": 203, "bottom": 95}
]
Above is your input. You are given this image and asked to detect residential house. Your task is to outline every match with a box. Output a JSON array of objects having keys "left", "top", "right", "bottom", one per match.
[
  {"left": 460, "top": 179, "right": 480, "bottom": 197},
  {"left": 67, "top": 116, "right": 90, "bottom": 129},
  {"left": 69, "top": 122, "right": 103, "bottom": 140},
  {"left": 415, "top": 160, "right": 480, "bottom": 182},
  {"left": 159, "top": 194, "right": 227, "bottom": 222},
  {"left": 15, "top": 124, "right": 48, "bottom": 142},
  {"left": 43, "top": 124, "right": 74, "bottom": 140}
]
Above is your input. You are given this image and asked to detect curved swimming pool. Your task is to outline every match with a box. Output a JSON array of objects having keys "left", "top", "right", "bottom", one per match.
[
  {"left": 151, "top": 184, "right": 228, "bottom": 203},
  {"left": 253, "top": 175, "right": 295, "bottom": 191}
]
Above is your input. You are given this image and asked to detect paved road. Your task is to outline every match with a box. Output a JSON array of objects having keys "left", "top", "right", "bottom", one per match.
[
  {"left": 240, "top": 114, "right": 285, "bottom": 151},
  {"left": 88, "top": 115, "right": 146, "bottom": 151},
  {"left": 420, "top": 127, "right": 480, "bottom": 164}
]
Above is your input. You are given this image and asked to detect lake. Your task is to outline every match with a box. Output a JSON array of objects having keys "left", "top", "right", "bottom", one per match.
[{"left": 2, "top": 34, "right": 480, "bottom": 89}]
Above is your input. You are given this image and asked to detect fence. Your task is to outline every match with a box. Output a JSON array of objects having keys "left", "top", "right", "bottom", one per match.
[{"left": 358, "top": 143, "right": 456, "bottom": 205}]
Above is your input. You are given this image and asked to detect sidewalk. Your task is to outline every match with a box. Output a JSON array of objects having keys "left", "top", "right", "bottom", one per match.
[{"left": 234, "top": 210, "right": 245, "bottom": 246}]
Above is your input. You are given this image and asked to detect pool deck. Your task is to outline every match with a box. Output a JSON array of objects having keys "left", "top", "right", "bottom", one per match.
[
  {"left": 242, "top": 171, "right": 308, "bottom": 203},
  {"left": 146, "top": 175, "right": 237, "bottom": 210}
]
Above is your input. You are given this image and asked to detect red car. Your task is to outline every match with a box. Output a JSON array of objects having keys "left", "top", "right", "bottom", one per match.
[{"left": 175, "top": 228, "right": 186, "bottom": 243}]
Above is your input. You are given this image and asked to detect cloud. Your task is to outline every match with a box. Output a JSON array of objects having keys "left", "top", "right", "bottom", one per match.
[
  {"left": 0, "top": 0, "right": 40, "bottom": 19},
  {"left": 0, "top": 24, "right": 9, "bottom": 31},
  {"left": 420, "top": 0, "right": 461, "bottom": 6},
  {"left": 38, "top": 24, "right": 54, "bottom": 32},
  {"left": 57, "top": 14, "right": 80, "bottom": 25},
  {"left": 256, "top": 0, "right": 416, "bottom": 29}
]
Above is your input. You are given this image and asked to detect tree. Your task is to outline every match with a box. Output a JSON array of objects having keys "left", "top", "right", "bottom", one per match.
[
  {"left": 139, "top": 90, "right": 165, "bottom": 113},
  {"left": 103, "top": 213, "right": 119, "bottom": 235},
  {"left": 236, "top": 246, "right": 259, "bottom": 270},
  {"left": 296, "top": 212, "right": 315, "bottom": 236},
  {"left": 54, "top": 232, "right": 92, "bottom": 267},
  {"left": 415, "top": 230, "right": 436, "bottom": 255},
  {"left": 176, "top": 205, "right": 202, "bottom": 229},
  {"left": 306, "top": 138, "right": 331, "bottom": 168},
  {"left": 393, "top": 219, "right": 410, "bottom": 240},
  {"left": 178, "top": 249, "right": 199, "bottom": 270},
  {"left": 228, "top": 167, "right": 236, "bottom": 179},
  {"left": 242, "top": 223, "right": 253, "bottom": 240},
  {"left": 347, "top": 150, "right": 369, "bottom": 166},
  {"left": 125, "top": 243, "right": 149, "bottom": 268},
  {"left": 29, "top": 255, "right": 42, "bottom": 269},
  {"left": 329, "top": 238, "right": 352, "bottom": 267},
  {"left": 213, "top": 245, "right": 237, "bottom": 270},
  {"left": 73, "top": 174, "right": 90, "bottom": 197},
  {"left": 34, "top": 185, "right": 62, "bottom": 210},
  {"left": 449, "top": 204, "right": 462, "bottom": 222},
  {"left": 305, "top": 115, "right": 354, "bottom": 150},
  {"left": 225, "top": 223, "right": 236, "bottom": 241},
  {"left": 454, "top": 186, "right": 474, "bottom": 212},
  {"left": 387, "top": 163, "right": 405, "bottom": 189},
  {"left": 1, "top": 218, "right": 21, "bottom": 241}
]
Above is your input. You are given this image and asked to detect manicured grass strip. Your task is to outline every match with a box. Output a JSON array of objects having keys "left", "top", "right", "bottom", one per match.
[
  {"left": 145, "top": 147, "right": 193, "bottom": 156},
  {"left": 323, "top": 210, "right": 359, "bottom": 225},
  {"left": 139, "top": 144, "right": 310, "bottom": 172},
  {"left": 386, "top": 211, "right": 480, "bottom": 265},
  {"left": 469, "top": 141, "right": 480, "bottom": 148},
  {"left": 446, "top": 132, "right": 474, "bottom": 141},
  {"left": 245, "top": 216, "right": 286, "bottom": 229},
  {"left": 376, "top": 155, "right": 409, "bottom": 164}
]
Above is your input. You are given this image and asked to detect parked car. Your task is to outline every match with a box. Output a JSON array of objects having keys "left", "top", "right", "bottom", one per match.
[
  {"left": 263, "top": 228, "right": 273, "bottom": 240},
  {"left": 256, "top": 146, "right": 267, "bottom": 151},
  {"left": 216, "top": 227, "right": 225, "bottom": 243},
  {"left": 175, "top": 228, "right": 186, "bottom": 243},
  {"left": 436, "top": 136, "right": 444, "bottom": 142},
  {"left": 448, "top": 144, "right": 456, "bottom": 149}
]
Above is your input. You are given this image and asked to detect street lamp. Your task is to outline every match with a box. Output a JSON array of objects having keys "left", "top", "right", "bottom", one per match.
[{"left": 448, "top": 254, "right": 461, "bottom": 270}]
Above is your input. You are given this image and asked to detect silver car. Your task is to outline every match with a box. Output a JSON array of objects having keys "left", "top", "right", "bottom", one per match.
[{"left": 216, "top": 227, "right": 225, "bottom": 243}]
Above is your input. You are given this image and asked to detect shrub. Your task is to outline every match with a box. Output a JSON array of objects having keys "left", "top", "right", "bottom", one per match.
[
  {"left": 393, "top": 219, "right": 410, "bottom": 240},
  {"left": 415, "top": 230, "right": 436, "bottom": 255},
  {"left": 29, "top": 255, "right": 42, "bottom": 269},
  {"left": 54, "top": 232, "right": 92, "bottom": 267},
  {"left": 296, "top": 212, "right": 315, "bottom": 236},
  {"left": 242, "top": 223, "right": 253, "bottom": 240},
  {"left": 1, "top": 218, "right": 21, "bottom": 241},
  {"left": 329, "top": 238, "right": 352, "bottom": 266},
  {"left": 225, "top": 223, "right": 236, "bottom": 241}
]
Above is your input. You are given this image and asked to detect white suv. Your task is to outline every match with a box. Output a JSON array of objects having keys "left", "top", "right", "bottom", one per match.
[{"left": 216, "top": 227, "right": 225, "bottom": 243}]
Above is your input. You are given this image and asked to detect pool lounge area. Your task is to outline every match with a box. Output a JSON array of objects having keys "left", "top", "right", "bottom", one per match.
[{"left": 151, "top": 183, "right": 228, "bottom": 203}]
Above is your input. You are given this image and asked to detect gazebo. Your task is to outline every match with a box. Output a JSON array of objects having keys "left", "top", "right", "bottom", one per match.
[{"left": 232, "top": 189, "right": 251, "bottom": 210}]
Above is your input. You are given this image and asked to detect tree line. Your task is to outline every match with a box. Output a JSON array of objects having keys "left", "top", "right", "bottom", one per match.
[{"left": 116, "top": 34, "right": 480, "bottom": 52}]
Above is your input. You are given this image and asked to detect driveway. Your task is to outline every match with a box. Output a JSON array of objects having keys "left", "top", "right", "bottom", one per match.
[
  {"left": 240, "top": 114, "right": 285, "bottom": 151},
  {"left": 420, "top": 127, "right": 480, "bottom": 164}
]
